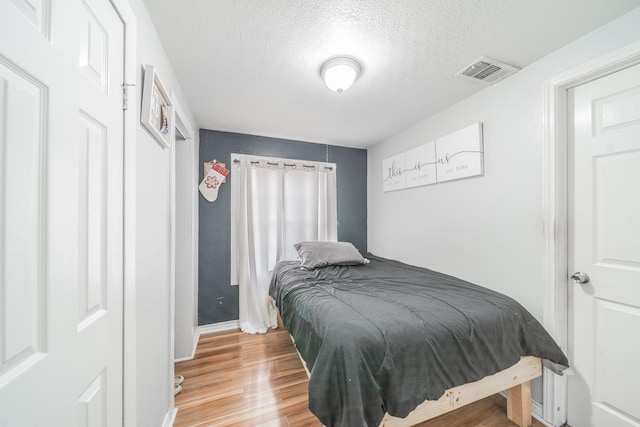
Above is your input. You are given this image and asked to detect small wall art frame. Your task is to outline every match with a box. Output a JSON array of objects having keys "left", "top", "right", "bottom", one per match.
[{"left": 141, "top": 64, "right": 173, "bottom": 148}]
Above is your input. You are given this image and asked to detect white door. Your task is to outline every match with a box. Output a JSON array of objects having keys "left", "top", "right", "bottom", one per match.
[
  {"left": 568, "top": 63, "right": 640, "bottom": 427},
  {"left": 0, "top": 0, "right": 124, "bottom": 425}
]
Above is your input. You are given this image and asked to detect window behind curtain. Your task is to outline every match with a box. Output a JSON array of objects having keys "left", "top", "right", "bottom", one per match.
[{"left": 230, "top": 154, "right": 337, "bottom": 333}]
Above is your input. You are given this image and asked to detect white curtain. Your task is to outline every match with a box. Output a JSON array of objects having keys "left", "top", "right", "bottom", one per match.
[{"left": 231, "top": 154, "right": 337, "bottom": 334}]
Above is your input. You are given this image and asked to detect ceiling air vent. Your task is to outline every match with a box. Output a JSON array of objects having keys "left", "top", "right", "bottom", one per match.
[{"left": 455, "top": 56, "right": 519, "bottom": 84}]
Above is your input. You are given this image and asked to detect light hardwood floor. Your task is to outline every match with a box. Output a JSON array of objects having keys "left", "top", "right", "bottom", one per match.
[{"left": 174, "top": 323, "right": 546, "bottom": 427}]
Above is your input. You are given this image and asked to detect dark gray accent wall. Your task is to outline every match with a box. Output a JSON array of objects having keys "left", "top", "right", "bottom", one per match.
[{"left": 198, "top": 129, "right": 367, "bottom": 325}]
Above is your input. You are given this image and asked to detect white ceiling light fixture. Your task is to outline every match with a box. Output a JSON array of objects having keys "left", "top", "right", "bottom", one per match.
[{"left": 320, "top": 57, "right": 362, "bottom": 94}]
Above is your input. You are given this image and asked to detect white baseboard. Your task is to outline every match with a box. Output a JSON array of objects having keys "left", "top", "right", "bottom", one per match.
[
  {"left": 197, "top": 320, "right": 240, "bottom": 335},
  {"left": 174, "top": 321, "right": 240, "bottom": 363},
  {"left": 161, "top": 408, "right": 178, "bottom": 427},
  {"left": 174, "top": 329, "right": 200, "bottom": 363}
]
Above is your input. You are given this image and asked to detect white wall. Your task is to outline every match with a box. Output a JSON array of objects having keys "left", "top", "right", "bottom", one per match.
[
  {"left": 127, "top": 0, "right": 198, "bottom": 425},
  {"left": 368, "top": 7, "right": 640, "bottom": 320}
]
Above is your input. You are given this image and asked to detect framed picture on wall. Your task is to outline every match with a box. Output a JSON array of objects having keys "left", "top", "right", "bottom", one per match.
[{"left": 141, "top": 64, "right": 173, "bottom": 148}]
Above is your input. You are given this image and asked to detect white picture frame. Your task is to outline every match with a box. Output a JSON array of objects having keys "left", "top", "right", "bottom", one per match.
[
  {"left": 141, "top": 64, "right": 173, "bottom": 148},
  {"left": 382, "top": 122, "right": 484, "bottom": 192}
]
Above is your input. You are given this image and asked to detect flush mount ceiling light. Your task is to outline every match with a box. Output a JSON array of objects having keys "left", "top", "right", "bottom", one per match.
[{"left": 320, "top": 57, "right": 362, "bottom": 93}]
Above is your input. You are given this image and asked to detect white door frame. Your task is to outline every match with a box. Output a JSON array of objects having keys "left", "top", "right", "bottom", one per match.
[
  {"left": 165, "top": 93, "right": 196, "bottom": 423},
  {"left": 170, "top": 93, "right": 199, "bottom": 363},
  {"left": 106, "top": 0, "right": 138, "bottom": 425},
  {"left": 542, "top": 40, "right": 640, "bottom": 426}
]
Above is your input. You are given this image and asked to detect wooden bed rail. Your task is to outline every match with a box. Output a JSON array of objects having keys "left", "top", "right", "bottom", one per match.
[
  {"left": 380, "top": 356, "right": 542, "bottom": 427},
  {"left": 289, "top": 334, "right": 542, "bottom": 427}
]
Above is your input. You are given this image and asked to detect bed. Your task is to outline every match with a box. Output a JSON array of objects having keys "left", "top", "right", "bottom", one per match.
[{"left": 268, "top": 251, "right": 568, "bottom": 427}]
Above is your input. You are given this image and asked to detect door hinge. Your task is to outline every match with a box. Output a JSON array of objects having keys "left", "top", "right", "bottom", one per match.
[{"left": 122, "top": 83, "right": 135, "bottom": 110}]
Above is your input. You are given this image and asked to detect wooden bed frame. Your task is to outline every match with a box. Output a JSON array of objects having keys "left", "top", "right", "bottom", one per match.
[{"left": 289, "top": 335, "right": 542, "bottom": 427}]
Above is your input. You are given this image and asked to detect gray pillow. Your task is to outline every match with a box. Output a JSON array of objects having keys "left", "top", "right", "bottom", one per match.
[{"left": 294, "top": 241, "right": 369, "bottom": 270}]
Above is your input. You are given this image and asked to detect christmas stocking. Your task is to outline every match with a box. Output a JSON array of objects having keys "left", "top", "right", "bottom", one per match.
[{"left": 199, "top": 163, "right": 229, "bottom": 202}]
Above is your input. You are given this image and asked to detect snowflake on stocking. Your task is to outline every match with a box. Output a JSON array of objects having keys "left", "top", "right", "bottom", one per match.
[{"left": 205, "top": 174, "right": 220, "bottom": 189}]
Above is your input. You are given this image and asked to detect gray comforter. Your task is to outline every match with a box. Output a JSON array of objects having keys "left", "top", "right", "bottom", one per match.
[{"left": 268, "top": 255, "right": 568, "bottom": 427}]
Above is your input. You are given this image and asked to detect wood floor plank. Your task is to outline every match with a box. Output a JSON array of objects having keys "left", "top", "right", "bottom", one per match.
[{"left": 174, "top": 325, "right": 547, "bottom": 426}]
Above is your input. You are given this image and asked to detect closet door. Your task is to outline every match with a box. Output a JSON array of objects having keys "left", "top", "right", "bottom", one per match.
[{"left": 0, "top": 1, "right": 125, "bottom": 425}]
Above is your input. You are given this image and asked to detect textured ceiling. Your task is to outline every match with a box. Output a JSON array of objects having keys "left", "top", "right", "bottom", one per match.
[{"left": 143, "top": 0, "right": 640, "bottom": 148}]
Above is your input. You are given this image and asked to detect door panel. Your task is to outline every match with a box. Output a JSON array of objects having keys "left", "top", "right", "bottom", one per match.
[
  {"left": 6, "top": 0, "right": 50, "bottom": 37},
  {"left": 79, "top": 0, "right": 108, "bottom": 93},
  {"left": 568, "top": 63, "right": 640, "bottom": 427},
  {"left": 78, "top": 111, "right": 108, "bottom": 330},
  {"left": 78, "top": 370, "right": 107, "bottom": 427},
  {"left": 595, "top": 152, "right": 640, "bottom": 266},
  {"left": 595, "top": 86, "right": 640, "bottom": 133},
  {"left": 0, "top": 0, "right": 124, "bottom": 425},
  {"left": 594, "top": 301, "right": 640, "bottom": 419},
  {"left": 0, "top": 51, "right": 47, "bottom": 385}
]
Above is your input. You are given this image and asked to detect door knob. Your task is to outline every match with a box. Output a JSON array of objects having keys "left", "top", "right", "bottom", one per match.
[{"left": 570, "top": 271, "right": 590, "bottom": 284}]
